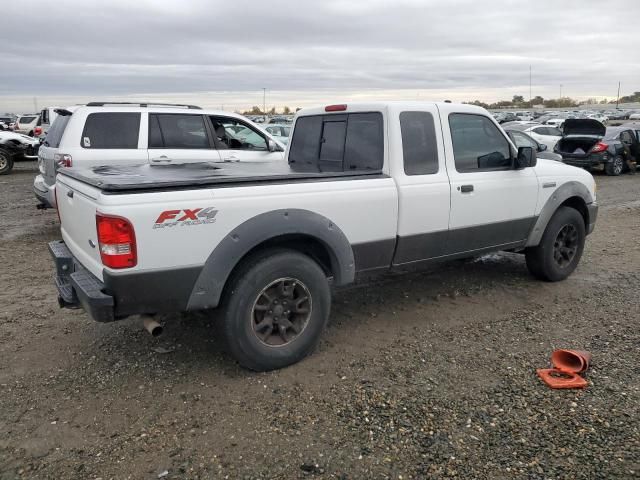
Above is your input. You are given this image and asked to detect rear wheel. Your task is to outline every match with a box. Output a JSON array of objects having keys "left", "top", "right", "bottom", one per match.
[
  {"left": 605, "top": 155, "right": 624, "bottom": 176},
  {"left": 0, "top": 149, "right": 14, "bottom": 175},
  {"left": 220, "top": 249, "right": 331, "bottom": 371},
  {"left": 525, "top": 207, "right": 585, "bottom": 282}
]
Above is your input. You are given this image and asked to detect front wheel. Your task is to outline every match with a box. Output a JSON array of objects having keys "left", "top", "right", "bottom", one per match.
[
  {"left": 0, "top": 149, "right": 14, "bottom": 175},
  {"left": 605, "top": 155, "right": 624, "bottom": 176},
  {"left": 525, "top": 207, "right": 586, "bottom": 282},
  {"left": 220, "top": 249, "right": 331, "bottom": 371}
]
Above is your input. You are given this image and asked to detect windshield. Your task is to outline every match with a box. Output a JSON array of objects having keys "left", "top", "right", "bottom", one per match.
[{"left": 18, "top": 116, "right": 36, "bottom": 123}]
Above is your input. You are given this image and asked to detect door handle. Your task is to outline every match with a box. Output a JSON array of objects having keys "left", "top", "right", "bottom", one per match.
[
  {"left": 223, "top": 155, "right": 239, "bottom": 162},
  {"left": 459, "top": 184, "right": 474, "bottom": 193},
  {"left": 151, "top": 155, "right": 171, "bottom": 163}
]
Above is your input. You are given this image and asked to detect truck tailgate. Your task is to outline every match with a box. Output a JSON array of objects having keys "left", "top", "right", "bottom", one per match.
[{"left": 55, "top": 175, "right": 105, "bottom": 280}]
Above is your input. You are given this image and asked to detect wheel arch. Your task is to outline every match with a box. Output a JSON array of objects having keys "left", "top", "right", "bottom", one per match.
[
  {"left": 186, "top": 209, "right": 355, "bottom": 310},
  {"left": 526, "top": 181, "right": 593, "bottom": 247}
]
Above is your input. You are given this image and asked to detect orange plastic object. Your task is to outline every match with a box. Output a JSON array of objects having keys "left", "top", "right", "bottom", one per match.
[
  {"left": 537, "top": 368, "right": 588, "bottom": 389},
  {"left": 551, "top": 349, "right": 591, "bottom": 373}
]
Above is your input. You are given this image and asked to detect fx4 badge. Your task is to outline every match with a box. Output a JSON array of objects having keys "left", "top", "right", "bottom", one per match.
[{"left": 153, "top": 207, "right": 218, "bottom": 229}]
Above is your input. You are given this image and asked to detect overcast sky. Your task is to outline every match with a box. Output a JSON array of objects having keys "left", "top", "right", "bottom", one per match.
[{"left": 1, "top": 0, "right": 639, "bottom": 112}]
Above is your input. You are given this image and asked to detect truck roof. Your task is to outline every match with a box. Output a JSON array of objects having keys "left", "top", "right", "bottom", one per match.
[
  {"left": 58, "top": 162, "right": 385, "bottom": 193},
  {"left": 296, "top": 101, "right": 487, "bottom": 117}
]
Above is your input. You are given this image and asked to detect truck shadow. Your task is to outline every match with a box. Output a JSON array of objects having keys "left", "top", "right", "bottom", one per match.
[{"left": 134, "top": 251, "right": 533, "bottom": 372}]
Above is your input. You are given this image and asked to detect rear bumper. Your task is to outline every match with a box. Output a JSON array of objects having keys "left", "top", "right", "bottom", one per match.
[
  {"left": 562, "top": 153, "right": 608, "bottom": 168},
  {"left": 49, "top": 240, "right": 202, "bottom": 322},
  {"left": 49, "top": 240, "right": 116, "bottom": 322},
  {"left": 34, "top": 174, "right": 55, "bottom": 208}
]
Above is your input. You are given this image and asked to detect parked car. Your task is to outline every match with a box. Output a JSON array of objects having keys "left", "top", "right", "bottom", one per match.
[
  {"left": 554, "top": 120, "right": 639, "bottom": 175},
  {"left": 268, "top": 116, "right": 292, "bottom": 124},
  {"left": 0, "top": 116, "right": 15, "bottom": 131},
  {"left": 629, "top": 112, "right": 640, "bottom": 120},
  {"left": 494, "top": 112, "right": 518, "bottom": 124},
  {"left": 14, "top": 114, "right": 42, "bottom": 136},
  {"left": 50, "top": 101, "right": 597, "bottom": 371},
  {"left": 0, "top": 143, "right": 26, "bottom": 174},
  {"left": 261, "top": 124, "right": 291, "bottom": 144},
  {"left": 544, "top": 117, "right": 570, "bottom": 130},
  {"left": 504, "top": 128, "right": 563, "bottom": 161},
  {"left": 507, "top": 124, "right": 563, "bottom": 150},
  {"left": 34, "top": 102, "right": 286, "bottom": 208},
  {"left": 0, "top": 130, "right": 41, "bottom": 160}
]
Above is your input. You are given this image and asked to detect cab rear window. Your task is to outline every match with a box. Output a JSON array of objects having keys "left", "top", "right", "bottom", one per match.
[
  {"left": 81, "top": 112, "right": 140, "bottom": 149},
  {"left": 289, "top": 112, "right": 383, "bottom": 172}
]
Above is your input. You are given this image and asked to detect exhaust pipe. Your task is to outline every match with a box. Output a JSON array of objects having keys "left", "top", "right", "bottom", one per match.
[{"left": 142, "top": 315, "right": 163, "bottom": 337}]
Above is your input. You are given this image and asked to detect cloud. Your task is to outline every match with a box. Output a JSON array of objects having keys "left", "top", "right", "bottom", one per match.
[{"left": 1, "top": 0, "right": 638, "bottom": 111}]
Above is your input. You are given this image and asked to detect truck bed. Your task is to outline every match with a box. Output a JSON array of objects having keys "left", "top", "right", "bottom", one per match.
[{"left": 59, "top": 162, "right": 385, "bottom": 193}]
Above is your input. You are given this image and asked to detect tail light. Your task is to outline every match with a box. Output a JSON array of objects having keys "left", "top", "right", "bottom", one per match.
[
  {"left": 590, "top": 142, "right": 608, "bottom": 153},
  {"left": 96, "top": 213, "right": 137, "bottom": 269},
  {"left": 34, "top": 126, "right": 43, "bottom": 136},
  {"left": 54, "top": 153, "right": 72, "bottom": 167}
]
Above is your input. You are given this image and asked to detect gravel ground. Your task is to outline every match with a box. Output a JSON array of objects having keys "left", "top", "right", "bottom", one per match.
[{"left": 0, "top": 161, "right": 639, "bottom": 479}]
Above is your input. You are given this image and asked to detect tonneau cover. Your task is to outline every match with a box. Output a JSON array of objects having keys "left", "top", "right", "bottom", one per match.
[{"left": 58, "top": 161, "right": 384, "bottom": 192}]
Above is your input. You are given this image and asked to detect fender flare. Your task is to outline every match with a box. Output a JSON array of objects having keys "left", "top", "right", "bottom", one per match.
[
  {"left": 526, "top": 181, "right": 594, "bottom": 247},
  {"left": 186, "top": 209, "right": 355, "bottom": 310}
]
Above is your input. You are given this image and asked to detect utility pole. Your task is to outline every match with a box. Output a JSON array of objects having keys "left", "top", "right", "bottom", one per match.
[
  {"left": 616, "top": 81, "right": 621, "bottom": 109},
  {"left": 262, "top": 88, "right": 266, "bottom": 118},
  {"left": 560, "top": 84, "right": 562, "bottom": 99}
]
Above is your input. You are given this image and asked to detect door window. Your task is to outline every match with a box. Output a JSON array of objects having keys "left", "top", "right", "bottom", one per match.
[
  {"left": 400, "top": 111, "right": 439, "bottom": 175},
  {"left": 81, "top": 112, "right": 140, "bottom": 149},
  {"left": 149, "top": 114, "right": 209, "bottom": 149},
  {"left": 209, "top": 116, "right": 268, "bottom": 151},
  {"left": 449, "top": 114, "right": 512, "bottom": 172}
]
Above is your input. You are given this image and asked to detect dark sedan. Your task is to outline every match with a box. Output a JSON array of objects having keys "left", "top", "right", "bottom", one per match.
[{"left": 554, "top": 119, "right": 639, "bottom": 175}]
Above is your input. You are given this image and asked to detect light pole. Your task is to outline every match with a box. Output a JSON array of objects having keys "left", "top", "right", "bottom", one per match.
[
  {"left": 262, "top": 88, "right": 266, "bottom": 119},
  {"left": 560, "top": 84, "right": 562, "bottom": 99}
]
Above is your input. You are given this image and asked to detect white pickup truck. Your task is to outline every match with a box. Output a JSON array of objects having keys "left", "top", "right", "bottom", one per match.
[{"left": 50, "top": 102, "right": 598, "bottom": 370}]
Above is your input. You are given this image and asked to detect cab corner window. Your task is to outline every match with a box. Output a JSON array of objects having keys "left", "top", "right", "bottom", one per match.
[
  {"left": 400, "top": 111, "right": 439, "bottom": 175},
  {"left": 81, "top": 112, "right": 141, "bottom": 149},
  {"left": 449, "top": 114, "right": 512, "bottom": 172},
  {"left": 288, "top": 112, "right": 383, "bottom": 172}
]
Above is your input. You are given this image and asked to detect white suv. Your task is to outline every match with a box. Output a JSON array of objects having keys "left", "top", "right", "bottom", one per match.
[{"left": 34, "top": 102, "right": 286, "bottom": 207}]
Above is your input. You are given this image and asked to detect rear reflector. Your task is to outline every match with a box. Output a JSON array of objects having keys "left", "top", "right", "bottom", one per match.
[
  {"left": 325, "top": 104, "right": 347, "bottom": 112},
  {"left": 590, "top": 142, "right": 608, "bottom": 153},
  {"left": 96, "top": 213, "right": 137, "bottom": 269}
]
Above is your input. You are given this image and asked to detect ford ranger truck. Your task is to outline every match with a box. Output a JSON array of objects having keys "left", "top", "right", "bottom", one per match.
[{"left": 50, "top": 102, "right": 598, "bottom": 371}]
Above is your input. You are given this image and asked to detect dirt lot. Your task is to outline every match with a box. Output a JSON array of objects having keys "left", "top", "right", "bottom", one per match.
[{"left": 1, "top": 161, "right": 639, "bottom": 479}]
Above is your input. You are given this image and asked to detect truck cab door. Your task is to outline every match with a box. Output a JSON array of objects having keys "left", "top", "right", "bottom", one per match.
[
  {"left": 391, "top": 106, "right": 452, "bottom": 264},
  {"left": 147, "top": 113, "right": 222, "bottom": 164},
  {"left": 439, "top": 106, "right": 539, "bottom": 253}
]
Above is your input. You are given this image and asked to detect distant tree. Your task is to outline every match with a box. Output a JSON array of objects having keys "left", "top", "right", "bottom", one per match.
[
  {"left": 465, "top": 100, "right": 489, "bottom": 108},
  {"left": 531, "top": 96, "right": 544, "bottom": 105},
  {"left": 283, "top": 106, "right": 291, "bottom": 115},
  {"left": 269, "top": 107, "right": 276, "bottom": 115},
  {"left": 512, "top": 95, "right": 525, "bottom": 104},
  {"left": 296, "top": 107, "right": 302, "bottom": 112}
]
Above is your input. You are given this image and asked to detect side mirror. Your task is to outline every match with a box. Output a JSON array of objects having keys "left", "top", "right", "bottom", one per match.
[
  {"left": 537, "top": 143, "right": 547, "bottom": 152},
  {"left": 515, "top": 146, "right": 537, "bottom": 169},
  {"left": 267, "top": 139, "right": 283, "bottom": 152}
]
